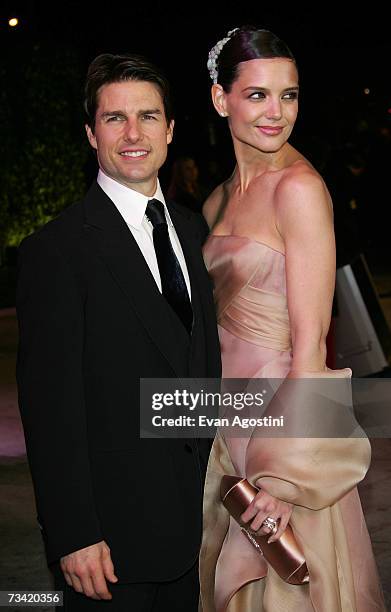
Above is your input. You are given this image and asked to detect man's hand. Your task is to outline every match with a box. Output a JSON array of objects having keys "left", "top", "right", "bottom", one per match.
[{"left": 60, "top": 540, "right": 118, "bottom": 599}]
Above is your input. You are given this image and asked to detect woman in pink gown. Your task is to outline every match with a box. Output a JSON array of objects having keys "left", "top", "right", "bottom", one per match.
[{"left": 199, "top": 26, "right": 385, "bottom": 611}]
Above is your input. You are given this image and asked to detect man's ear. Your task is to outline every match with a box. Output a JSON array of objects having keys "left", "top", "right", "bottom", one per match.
[
  {"left": 85, "top": 124, "right": 98, "bottom": 150},
  {"left": 167, "top": 119, "right": 175, "bottom": 145},
  {"left": 211, "top": 84, "right": 228, "bottom": 117}
]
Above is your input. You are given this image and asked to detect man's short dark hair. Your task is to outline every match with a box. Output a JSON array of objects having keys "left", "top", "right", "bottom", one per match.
[{"left": 84, "top": 53, "right": 173, "bottom": 131}]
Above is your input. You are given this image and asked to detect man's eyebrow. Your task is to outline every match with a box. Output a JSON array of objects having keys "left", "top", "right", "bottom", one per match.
[
  {"left": 99, "top": 109, "right": 163, "bottom": 117},
  {"left": 241, "top": 86, "right": 299, "bottom": 93},
  {"left": 138, "top": 108, "right": 162, "bottom": 116},
  {"left": 100, "top": 110, "right": 126, "bottom": 117}
]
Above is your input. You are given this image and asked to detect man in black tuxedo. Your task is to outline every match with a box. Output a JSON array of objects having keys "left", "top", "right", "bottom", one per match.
[{"left": 16, "top": 53, "right": 221, "bottom": 611}]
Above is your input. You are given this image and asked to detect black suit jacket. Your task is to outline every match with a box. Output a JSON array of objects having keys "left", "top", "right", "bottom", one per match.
[{"left": 16, "top": 181, "right": 221, "bottom": 582}]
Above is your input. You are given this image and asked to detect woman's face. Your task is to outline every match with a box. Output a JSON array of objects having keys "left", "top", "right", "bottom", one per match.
[{"left": 217, "top": 58, "right": 299, "bottom": 154}]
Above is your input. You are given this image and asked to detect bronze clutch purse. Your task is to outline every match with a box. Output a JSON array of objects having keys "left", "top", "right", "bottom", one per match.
[{"left": 221, "top": 475, "right": 309, "bottom": 585}]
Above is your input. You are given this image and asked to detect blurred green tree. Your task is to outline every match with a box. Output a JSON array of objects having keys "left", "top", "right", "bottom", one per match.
[{"left": 0, "top": 42, "right": 88, "bottom": 253}]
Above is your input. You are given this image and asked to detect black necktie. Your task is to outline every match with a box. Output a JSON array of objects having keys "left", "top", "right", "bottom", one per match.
[{"left": 146, "top": 199, "right": 193, "bottom": 334}]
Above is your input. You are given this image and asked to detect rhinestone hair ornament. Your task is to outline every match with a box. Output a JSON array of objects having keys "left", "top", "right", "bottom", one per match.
[{"left": 207, "top": 28, "right": 239, "bottom": 84}]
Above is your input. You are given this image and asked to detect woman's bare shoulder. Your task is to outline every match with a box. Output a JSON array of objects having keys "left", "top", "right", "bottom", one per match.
[
  {"left": 273, "top": 160, "right": 333, "bottom": 242},
  {"left": 275, "top": 159, "right": 332, "bottom": 214}
]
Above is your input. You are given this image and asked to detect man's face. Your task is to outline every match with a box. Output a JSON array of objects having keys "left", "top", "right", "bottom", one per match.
[{"left": 86, "top": 80, "right": 174, "bottom": 196}]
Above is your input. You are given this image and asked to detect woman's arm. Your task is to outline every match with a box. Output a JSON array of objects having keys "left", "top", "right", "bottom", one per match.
[
  {"left": 242, "top": 170, "right": 335, "bottom": 536},
  {"left": 275, "top": 169, "right": 335, "bottom": 374}
]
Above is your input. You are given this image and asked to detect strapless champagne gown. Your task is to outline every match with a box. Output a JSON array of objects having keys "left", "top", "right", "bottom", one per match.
[{"left": 200, "top": 235, "right": 385, "bottom": 612}]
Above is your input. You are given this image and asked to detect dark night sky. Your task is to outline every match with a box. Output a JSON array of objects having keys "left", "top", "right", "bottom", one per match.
[
  {"left": 2, "top": 2, "right": 391, "bottom": 190},
  {"left": 4, "top": 3, "right": 390, "bottom": 70},
  {"left": 3, "top": 6, "right": 390, "bottom": 110},
  {"left": 3, "top": 3, "right": 391, "bottom": 94},
  {"left": 3, "top": 4, "right": 390, "bottom": 127},
  {"left": 1, "top": 2, "right": 390, "bottom": 273}
]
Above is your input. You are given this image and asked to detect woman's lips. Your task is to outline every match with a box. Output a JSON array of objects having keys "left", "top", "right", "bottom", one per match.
[{"left": 257, "top": 126, "right": 284, "bottom": 136}]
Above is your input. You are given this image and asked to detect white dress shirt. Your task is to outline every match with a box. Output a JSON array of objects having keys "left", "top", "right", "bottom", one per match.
[{"left": 97, "top": 170, "right": 191, "bottom": 298}]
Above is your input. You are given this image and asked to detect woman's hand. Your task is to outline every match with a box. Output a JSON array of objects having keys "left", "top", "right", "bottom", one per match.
[{"left": 241, "top": 489, "right": 293, "bottom": 543}]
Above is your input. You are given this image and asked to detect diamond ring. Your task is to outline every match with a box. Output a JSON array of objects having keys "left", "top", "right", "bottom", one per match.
[{"left": 262, "top": 517, "right": 278, "bottom": 534}]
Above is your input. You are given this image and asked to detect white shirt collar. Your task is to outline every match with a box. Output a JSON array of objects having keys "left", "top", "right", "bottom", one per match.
[{"left": 97, "top": 169, "right": 172, "bottom": 229}]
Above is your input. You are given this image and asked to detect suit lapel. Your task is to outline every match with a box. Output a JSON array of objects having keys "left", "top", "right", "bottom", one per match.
[{"left": 82, "top": 182, "right": 189, "bottom": 376}]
